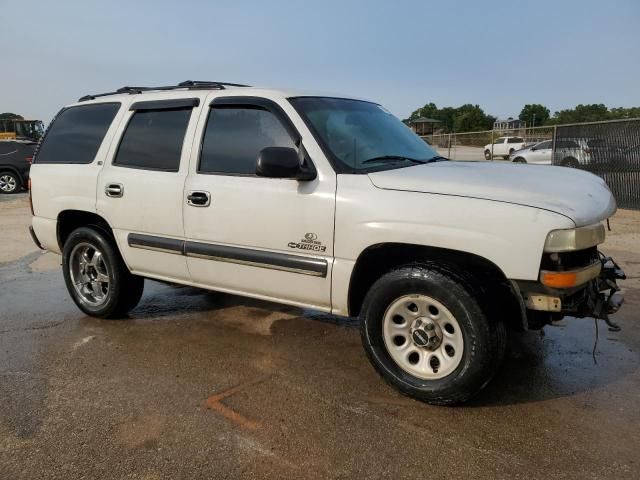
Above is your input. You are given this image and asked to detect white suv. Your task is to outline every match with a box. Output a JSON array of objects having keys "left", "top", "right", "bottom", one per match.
[
  {"left": 29, "top": 81, "right": 625, "bottom": 404},
  {"left": 484, "top": 136, "right": 527, "bottom": 160}
]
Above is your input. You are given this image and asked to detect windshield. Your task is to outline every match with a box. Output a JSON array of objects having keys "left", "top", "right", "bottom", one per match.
[{"left": 289, "top": 97, "right": 442, "bottom": 173}]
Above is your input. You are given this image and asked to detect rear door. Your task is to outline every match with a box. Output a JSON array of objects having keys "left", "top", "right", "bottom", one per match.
[
  {"left": 182, "top": 95, "right": 336, "bottom": 310},
  {"left": 97, "top": 96, "right": 202, "bottom": 282}
]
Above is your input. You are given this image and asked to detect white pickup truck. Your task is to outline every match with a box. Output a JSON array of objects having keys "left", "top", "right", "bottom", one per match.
[
  {"left": 484, "top": 136, "right": 527, "bottom": 160},
  {"left": 29, "top": 81, "right": 625, "bottom": 404}
]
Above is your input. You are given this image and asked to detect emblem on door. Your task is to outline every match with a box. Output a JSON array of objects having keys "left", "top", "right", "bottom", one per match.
[{"left": 288, "top": 233, "right": 325, "bottom": 252}]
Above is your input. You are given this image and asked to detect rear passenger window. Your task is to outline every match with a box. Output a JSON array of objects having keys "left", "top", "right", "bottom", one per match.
[
  {"left": 114, "top": 109, "right": 192, "bottom": 171},
  {"left": 35, "top": 103, "right": 120, "bottom": 164},
  {"left": 199, "top": 106, "right": 296, "bottom": 175},
  {"left": 507, "top": 137, "right": 524, "bottom": 143}
]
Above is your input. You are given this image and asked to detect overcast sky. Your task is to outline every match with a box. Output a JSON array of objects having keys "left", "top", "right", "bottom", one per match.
[{"left": 2, "top": 0, "right": 639, "bottom": 124}]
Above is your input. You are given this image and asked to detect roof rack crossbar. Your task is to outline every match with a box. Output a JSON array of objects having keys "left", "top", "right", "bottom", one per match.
[{"left": 78, "top": 80, "right": 251, "bottom": 102}]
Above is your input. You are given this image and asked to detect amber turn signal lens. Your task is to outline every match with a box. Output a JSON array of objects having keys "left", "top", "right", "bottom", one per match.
[{"left": 540, "top": 271, "right": 578, "bottom": 288}]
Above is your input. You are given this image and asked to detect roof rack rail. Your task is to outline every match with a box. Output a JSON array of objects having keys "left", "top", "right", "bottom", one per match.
[{"left": 78, "top": 80, "right": 251, "bottom": 102}]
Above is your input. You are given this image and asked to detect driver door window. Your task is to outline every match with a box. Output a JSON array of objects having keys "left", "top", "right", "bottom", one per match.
[{"left": 199, "top": 107, "right": 296, "bottom": 175}]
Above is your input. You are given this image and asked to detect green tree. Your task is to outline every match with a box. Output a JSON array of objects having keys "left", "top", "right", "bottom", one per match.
[
  {"left": 452, "top": 104, "right": 494, "bottom": 132},
  {"left": 0, "top": 113, "right": 23, "bottom": 120},
  {"left": 609, "top": 107, "right": 640, "bottom": 119},
  {"left": 406, "top": 103, "right": 494, "bottom": 133},
  {"left": 408, "top": 102, "right": 438, "bottom": 121},
  {"left": 550, "top": 104, "right": 609, "bottom": 124},
  {"left": 518, "top": 104, "right": 550, "bottom": 127}
]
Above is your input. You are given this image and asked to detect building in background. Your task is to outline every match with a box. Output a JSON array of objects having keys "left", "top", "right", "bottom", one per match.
[
  {"left": 408, "top": 117, "right": 441, "bottom": 136},
  {"left": 493, "top": 117, "right": 526, "bottom": 130}
]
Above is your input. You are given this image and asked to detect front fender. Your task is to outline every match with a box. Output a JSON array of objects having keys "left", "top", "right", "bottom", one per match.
[{"left": 330, "top": 175, "right": 573, "bottom": 315}]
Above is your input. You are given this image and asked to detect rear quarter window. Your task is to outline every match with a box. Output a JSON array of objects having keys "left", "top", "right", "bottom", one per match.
[{"left": 35, "top": 103, "right": 120, "bottom": 164}]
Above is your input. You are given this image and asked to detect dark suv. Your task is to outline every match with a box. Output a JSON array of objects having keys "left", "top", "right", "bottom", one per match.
[{"left": 0, "top": 140, "right": 35, "bottom": 193}]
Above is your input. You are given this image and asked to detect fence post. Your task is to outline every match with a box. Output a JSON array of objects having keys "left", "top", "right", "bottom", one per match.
[
  {"left": 551, "top": 125, "right": 557, "bottom": 165},
  {"left": 448, "top": 133, "right": 452, "bottom": 159},
  {"left": 490, "top": 130, "right": 494, "bottom": 161}
]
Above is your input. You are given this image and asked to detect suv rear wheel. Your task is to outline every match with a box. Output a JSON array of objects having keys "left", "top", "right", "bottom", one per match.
[
  {"left": 562, "top": 157, "right": 580, "bottom": 168},
  {"left": 484, "top": 150, "right": 492, "bottom": 160},
  {"left": 360, "top": 265, "right": 505, "bottom": 405},
  {"left": 0, "top": 171, "right": 20, "bottom": 194},
  {"left": 62, "top": 226, "right": 144, "bottom": 318}
]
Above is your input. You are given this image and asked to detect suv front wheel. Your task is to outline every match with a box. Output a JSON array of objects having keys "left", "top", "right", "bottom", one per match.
[
  {"left": 360, "top": 265, "right": 505, "bottom": 405},
  {"left": 62, "top": 226, "right": 144, "bottom": 318}
]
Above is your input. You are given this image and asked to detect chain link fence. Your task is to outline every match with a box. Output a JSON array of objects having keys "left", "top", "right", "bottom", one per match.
[
  {"left": 420, "top": 119, "right": 640, "bottom": 209},
  {"left": 553, "top": 118, "right": 640, "bottom": 209},
  {"left": 423, "top": 126, "right": 554, "bottom": 161}
]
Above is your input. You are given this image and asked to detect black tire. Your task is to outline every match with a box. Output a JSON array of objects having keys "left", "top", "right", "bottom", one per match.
[
  {"left": 360, "top": 264, "right": 506, "bottom": 405},
  {"left": 561, "top": 157, "right": 580, "bottom": 168},
  {"left": 0, "top": 171, "right": 21, "bottom": 194},
  {"left": 513, "top": 157, "right": 526, "bottom": 163},
  {"left": 62, "top": 226, "right": 144, "bottom": 318},
  {"left": 484, "top": 150, "right": 492, "bottom": 160}
]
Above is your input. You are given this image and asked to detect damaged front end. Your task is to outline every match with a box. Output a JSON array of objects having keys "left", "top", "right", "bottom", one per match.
[{"left": 515, "top": 223, "right": 626, "bottom": 330}]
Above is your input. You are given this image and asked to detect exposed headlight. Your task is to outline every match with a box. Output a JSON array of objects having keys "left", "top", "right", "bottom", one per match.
[{"left": 543, "top": 223, "right": 606, "bottom": 252}]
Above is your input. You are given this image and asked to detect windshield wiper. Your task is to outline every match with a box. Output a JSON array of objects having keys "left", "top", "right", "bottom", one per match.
[{"left": 361, "top": 155, "right": 426, "bottom": 165}]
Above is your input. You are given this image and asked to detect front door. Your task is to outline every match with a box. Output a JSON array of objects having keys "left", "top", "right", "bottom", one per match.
[
  {"left": 183, "top": 96, "right": 336, "bottom": 310},
  {"left": 97, "top": 97, "right": 201, "bottom": 282},
  {"left": 528, "top": 140, "right": 552, "bottom": 164}
]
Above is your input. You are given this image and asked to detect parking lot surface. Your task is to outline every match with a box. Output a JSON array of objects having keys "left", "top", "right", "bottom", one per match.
[{"left": 1, "top": 194, "right": 639, "bottom": 479}]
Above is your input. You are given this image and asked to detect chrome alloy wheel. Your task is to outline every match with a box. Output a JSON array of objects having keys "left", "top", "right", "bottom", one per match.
[
  {"left": 69, "top": 242, "right": 110, "bottom": 307},
  {"left": 0, "top": 174, "right": 17, "bottom": 193},
  {"left": 382, "top": 294, "right": 464, "bottom": 380}
]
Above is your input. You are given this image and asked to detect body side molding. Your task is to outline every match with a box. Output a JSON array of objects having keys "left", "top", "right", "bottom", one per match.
[{"left": 126, "top": 233, "right": 327, "bottom": 277}]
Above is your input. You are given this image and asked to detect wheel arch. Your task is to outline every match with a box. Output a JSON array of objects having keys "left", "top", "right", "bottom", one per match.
[
  {"left": 0, "top": 165, "right": 24, "bottom": 183},
  {"left": 57, "top": 209, "right": 115, "bottom": 251},
  {"left": 347, "top": 242, "right": 525, "bottom": 330},
  {"left": 561, "top": 156, "right": 579, "bottom": 166}
]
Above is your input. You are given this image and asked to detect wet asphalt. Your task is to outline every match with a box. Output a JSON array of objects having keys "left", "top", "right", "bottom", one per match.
[{"left": 1, "top": 197, "right": 639, "bottom": 479}]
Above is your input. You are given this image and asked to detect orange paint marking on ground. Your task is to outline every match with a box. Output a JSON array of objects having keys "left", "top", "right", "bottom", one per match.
[{"left": 204, "top": 377, "right": 269, "bottom": 430}]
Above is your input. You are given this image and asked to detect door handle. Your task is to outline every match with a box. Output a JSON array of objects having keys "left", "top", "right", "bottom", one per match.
[
  {"left": 187, "top": 191, "right": 211, "bottom": 207},
  {"left": 105, "top": 183, "right": 124, "bottom": 198}
]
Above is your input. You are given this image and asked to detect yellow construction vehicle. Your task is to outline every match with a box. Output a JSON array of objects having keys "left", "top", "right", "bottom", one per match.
[{"left": 0, "top": 117, "right": 45, "bottom": 141}]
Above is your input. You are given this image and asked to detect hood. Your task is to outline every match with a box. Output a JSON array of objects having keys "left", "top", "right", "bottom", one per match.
[{"left": 368, "top": 162, "right": 616, "bottom": 226}]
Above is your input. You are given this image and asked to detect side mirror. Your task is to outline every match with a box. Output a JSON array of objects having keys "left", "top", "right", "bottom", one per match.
[{"left": 256, "top": 147, "right": 316, "bottom": 180}]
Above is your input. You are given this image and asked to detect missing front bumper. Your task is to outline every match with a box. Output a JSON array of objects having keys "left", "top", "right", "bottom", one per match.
[{"left": 517, "top": 253, "right": 626, "bottom": 328}]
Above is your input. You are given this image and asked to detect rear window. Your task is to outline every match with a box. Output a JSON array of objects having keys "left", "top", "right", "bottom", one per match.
[
  {"left": 35, "top": 103, "right": 120, "bottom": 164},
  {"left": 113, "top": 108, "right": 192, "bottom": 172}
]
